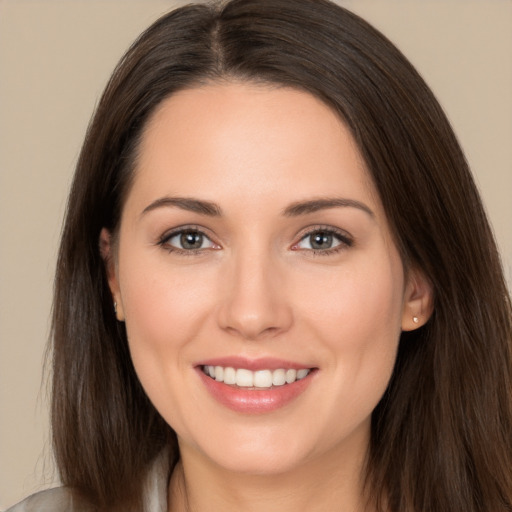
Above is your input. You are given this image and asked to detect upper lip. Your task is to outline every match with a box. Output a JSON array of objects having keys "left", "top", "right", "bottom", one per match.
[{"left": 195, "top": 356, "right": 314, "bottom": 371}]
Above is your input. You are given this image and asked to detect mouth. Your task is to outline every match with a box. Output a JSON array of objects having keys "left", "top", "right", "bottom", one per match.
[
  {"left": 201, "top": 365, "right": 312, "bottom": 389},
  {"left": 196, "top": 360, "right": 317, "bottom": 413}
]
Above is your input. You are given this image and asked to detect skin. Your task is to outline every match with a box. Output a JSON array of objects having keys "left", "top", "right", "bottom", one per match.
[{"left": 102, "top": 82, "right": 432, "bottom": 512}]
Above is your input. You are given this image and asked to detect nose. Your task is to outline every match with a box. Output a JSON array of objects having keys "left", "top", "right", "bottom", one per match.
[{"left": 216, "top": 248, "right": 293, "bottom": 341}]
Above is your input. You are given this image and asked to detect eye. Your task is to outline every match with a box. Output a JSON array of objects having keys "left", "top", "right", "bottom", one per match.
[
  {"left": 159, "top": 228, "right": 218, "bottom": 253},
  {"left": 292, "top": 228, "right": 353, "bottom": 253}
]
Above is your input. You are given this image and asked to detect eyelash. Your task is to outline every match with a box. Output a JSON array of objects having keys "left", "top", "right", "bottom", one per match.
[
  {"left": 157, "top": 225, "right": 218, "bottom": 256},
  {"left": 292, "top": 226, "right": 354, "bottom": 256},
  {"left": 157, "top": 225, "right": 354, "bottom": 256}
]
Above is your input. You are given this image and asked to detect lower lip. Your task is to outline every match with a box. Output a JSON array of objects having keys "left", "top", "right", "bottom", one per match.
[{"left": 197, "top": 368, "right": 315, "bottom": 414}]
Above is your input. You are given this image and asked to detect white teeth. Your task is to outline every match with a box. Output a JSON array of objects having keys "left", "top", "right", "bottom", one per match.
[
  {"left": 236, "top": 368, "right": 254, "bottom": 387},
  {"left": 285, "top": 369, "right": 297, "bottom": 383},
  {"left": 223, "top": 366, "right": 236, "bottom": 385},
  {"left": 297, "top": 369, "right": 309, "bottom": 380},
  {"left": 203, "top": 365, "right": 311, "bottom": 387},
  {"left": 214, "top": 366, "right": 224, "bottom": 381},
  {"left": 254, "top": 370, "right": 273, "bottom": 388},
  {"left": 272, "top": 369, "right": 286, "bottom": 386}
]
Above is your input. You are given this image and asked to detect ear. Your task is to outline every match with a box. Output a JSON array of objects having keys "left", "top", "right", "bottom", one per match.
[
  {"left": 99, "top": 228, "right": 125, "bottom": 321},
  {"left": 401, "top": 267, "right": 434, "bottom": 331}
]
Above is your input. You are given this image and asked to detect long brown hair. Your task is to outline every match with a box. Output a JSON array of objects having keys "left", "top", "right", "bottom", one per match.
[{"left": 51, "top": 1, "right": 512, "bottom": 510}]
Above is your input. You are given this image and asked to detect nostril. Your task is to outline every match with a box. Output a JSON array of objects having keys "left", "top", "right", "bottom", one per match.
[{"left": 223, "top": 324, "right": 283, "bottom": 341}]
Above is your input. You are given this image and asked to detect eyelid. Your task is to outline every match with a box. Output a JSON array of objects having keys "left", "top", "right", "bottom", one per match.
[
  {"left": 157, "top": 225, "right": 220, "bottom": 253},
  {"left": 156, "top": 224, "right": 353, "bottom": 255},
  {"left": 291, "top": 225, "right": 354, "bottom": 253}
]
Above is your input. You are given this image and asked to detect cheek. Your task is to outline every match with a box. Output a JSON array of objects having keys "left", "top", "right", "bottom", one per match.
[
  {"left": 299, "top": 253, "right": 403, "bottom": 340},
  {"left": 117, "top": 257, "right": 221, "bottom": 434},
  {"left": 295, "top": 252, "right": 404, "bottom": 406},
  {"left": 117, "top": 254, "right": 217, "bottom": 395},
  {"left": 121, "top": 258, "right": 213, "bottom": 343}
]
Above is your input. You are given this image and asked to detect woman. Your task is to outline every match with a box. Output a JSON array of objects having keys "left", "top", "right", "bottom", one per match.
[{"left": 8, "top": 0, "right": 512, "bottom": 511}]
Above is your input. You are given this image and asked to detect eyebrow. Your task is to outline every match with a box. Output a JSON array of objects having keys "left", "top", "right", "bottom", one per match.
[
  {"left": 283, "top": 197, "right": 374, "bottom": 218},
  {"left": 140, "top": 195, "right": 374, "bottom": 219},
  {"left": 141, "top": 196, "right": 222, "bottom": 217}
]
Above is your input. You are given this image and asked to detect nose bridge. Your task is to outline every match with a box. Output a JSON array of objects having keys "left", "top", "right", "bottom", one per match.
[{"left": 217, "top": 242, "right": 292, "bottom": 340}]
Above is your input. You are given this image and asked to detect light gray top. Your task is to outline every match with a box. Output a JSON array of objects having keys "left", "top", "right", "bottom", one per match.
[{"left": 6, "top": 450, "right": 170, "bottom": 512}]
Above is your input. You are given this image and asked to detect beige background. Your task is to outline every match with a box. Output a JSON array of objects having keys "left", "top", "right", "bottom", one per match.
[{"left": 1, "top": 0, "right": 511, "bottom": 509}]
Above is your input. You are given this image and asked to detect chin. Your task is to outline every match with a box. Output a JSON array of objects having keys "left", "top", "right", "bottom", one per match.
[
  {"left": 210, "top": 448, "right": 308, "bottom": 476},
  {"left": 188, "top": 427, "right": 316, "bottom": 476}
]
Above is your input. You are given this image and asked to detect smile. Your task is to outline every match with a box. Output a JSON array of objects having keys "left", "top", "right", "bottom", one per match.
[
  {"left": 202, "top": 365, "right": 311, "bottom": 388},
  {"left": 197, "top": 362, "right": 316, "bottom": 413}
]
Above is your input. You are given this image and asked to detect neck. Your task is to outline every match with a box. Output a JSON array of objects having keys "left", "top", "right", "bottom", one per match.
[{"left": 168, "top": 434, "right": 374, "bottom": 512}]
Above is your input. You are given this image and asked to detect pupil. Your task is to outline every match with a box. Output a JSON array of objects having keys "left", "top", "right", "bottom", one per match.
[
  {"left": 311, "top": 232, "right": 332, "bottom": 250},
  {"left": 181, "top": 231, "right": 202, "bottom": 249}
]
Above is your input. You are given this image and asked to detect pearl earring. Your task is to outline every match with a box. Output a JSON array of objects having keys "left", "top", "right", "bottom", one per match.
[
  {"left": 114, "top": 301, "right": 118, "bottom": 314},
  {"left": 412, "top": 316, "right": 419, "bottom": 324}
]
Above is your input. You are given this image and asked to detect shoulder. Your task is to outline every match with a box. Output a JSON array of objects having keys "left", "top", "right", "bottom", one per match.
[
  {"left": 6, "top": 449, "right": 170, "bottom": 512},
  {"left": 6, "top": 487, "right": 96, "bottom": 512}
]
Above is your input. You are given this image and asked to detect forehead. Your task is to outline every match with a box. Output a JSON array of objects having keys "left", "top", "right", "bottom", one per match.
[{"left": 128, "top": 82, "right": 381, "bottom": 217}]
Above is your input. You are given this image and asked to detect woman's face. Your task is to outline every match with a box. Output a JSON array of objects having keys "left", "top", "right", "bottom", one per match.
[{"left": 105, "top": 83, "right": 428, "bottom": 476}]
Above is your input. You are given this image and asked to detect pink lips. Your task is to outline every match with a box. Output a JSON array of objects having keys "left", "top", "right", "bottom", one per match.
[
  {"left": 197, "top": 356, "right": 309, "bottom": 371},
  {"left": 195, "top": 357, "right": 316, "bottom": 414}
]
